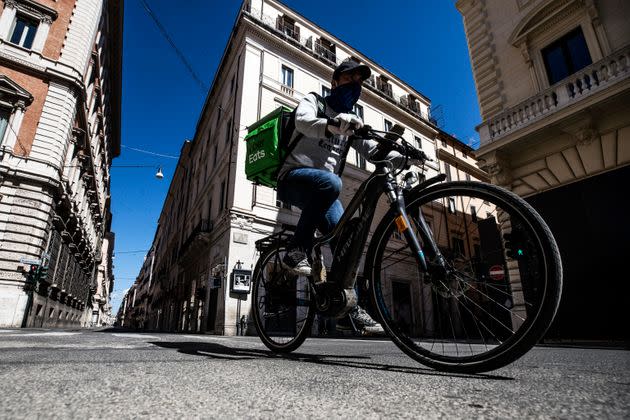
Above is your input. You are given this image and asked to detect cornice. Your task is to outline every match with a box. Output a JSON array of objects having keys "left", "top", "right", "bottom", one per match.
[
  {"left": 509, "top": 0, "right": 583, "bottom": 46},
  {"left": 5, "top": 0, "right": 59, "bottom": 21}
]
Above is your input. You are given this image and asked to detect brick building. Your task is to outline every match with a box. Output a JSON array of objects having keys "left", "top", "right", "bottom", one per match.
[{"left": 0, "top": 0, "right": 123, "bottom": 327}]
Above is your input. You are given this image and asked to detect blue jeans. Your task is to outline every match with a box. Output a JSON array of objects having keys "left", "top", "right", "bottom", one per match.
[{"left": 277, "top": 168, "right": 344, "bottom": 253}]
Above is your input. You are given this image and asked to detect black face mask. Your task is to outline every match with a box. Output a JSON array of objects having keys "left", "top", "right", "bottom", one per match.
[{"left": 325, "top": 82, "right": 362, "bottom": 113}]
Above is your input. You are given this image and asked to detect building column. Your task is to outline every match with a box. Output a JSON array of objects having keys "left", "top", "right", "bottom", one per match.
[
  {"left": 31, "top": 16, "right": 52, "bottom": 53},
  {"left": 0, "top": 3, "right": 17, "bottom": 41},
  {"left": 4, "top": 101, "right": 25, "bottom": 151}
]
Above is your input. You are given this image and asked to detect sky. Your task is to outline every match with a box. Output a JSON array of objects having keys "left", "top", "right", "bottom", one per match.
[{"left": 110, "top": 0, "right": 481, "bottom": 312}]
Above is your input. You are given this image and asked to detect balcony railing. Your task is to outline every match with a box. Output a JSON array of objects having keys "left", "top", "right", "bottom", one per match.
[
  {"left": 179, "top": 219, "right": 213, "bottom": 260},
  {"left": 479, "top": 44, "right": 630, "bottom": 145},
  {"left": 276, "top": 21, "right": 300, "bottom": 42}
]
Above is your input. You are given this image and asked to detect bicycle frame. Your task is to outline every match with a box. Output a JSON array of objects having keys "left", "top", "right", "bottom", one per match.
[{"left": 312, "top": 161, "right": 447, "bottom": 293}]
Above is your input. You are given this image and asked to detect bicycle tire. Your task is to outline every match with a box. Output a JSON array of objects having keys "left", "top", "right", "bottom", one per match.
[
  {"left": 252, "top": 246, "right": 315, "bottom": 353},
  {"left": 368, "top": 181, "right": 562, "bottom": 373}
]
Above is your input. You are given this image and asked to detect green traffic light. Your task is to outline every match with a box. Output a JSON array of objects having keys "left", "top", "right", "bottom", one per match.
[{"left": 517, "top": 249, "right": 524, "bottom": 256}]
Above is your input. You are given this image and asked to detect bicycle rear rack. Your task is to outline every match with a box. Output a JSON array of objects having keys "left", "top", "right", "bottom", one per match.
[{"left": 255, "top": 228, "right": 294, "bottom": 253}]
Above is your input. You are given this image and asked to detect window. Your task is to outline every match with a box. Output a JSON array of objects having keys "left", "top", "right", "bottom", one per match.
[
  {"left": 230, "top": 75, "right": 235, "bottom": 94},
  {"left": 384, "top": 119, "right": 392, "bottom": 131},
  {"left": 281, "top": 65, "right": 294, "bottom": 88},
  {"left": 353, "top": 104, "right": 364, "bottom": 120},
  {"left": 354, "top": 150, "right": 366, "bottom": 170},
  {"left": 444, "top": 163, "right": 452, "bottom": 182},
  {"left": 275, "top": 199, "right": 291, "bottom": 210},
  {"left": 9, "top": 15, "right": 38, "bottom": 49},
  {"left": 0, "top": 108, "right": 10, "bottom": 145},
  {"left": 542, "top": 27, "right": 592, "bottom": 85},
  {"left": 465, "top": 173, "right": 471, "bottom": 181},
  {"left": 322, "top": 86, "right": 331, "bottom": 97},
  {"left": 225, "top": 118, "right": 232, "bottom": 144},
  {"left": 470, "top": 205, "right": 477, "bottom": 223},
  {"left": 452, "top": 236, "right": 465, "bottom": 257},
  {"left": 216, "top": 107, "right": 222, "bottom": 129},
  {"left": 448, "top": 197, "right": 456, "bottom": 214},
  {"left": 219, "top": 180, "right": 226, "bottom": 210},
  {"left": 414, "top": 136, "right": 422, "bottom": 150}
]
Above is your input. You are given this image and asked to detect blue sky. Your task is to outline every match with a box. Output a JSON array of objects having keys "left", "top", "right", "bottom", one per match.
[{"left": 110, "top": 0, "right": 480, "bottom": 312}]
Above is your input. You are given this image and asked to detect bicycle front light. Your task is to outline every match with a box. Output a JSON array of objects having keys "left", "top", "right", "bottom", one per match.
[{"left": 403, "top": 171, "right": 419, "bottom": 189}]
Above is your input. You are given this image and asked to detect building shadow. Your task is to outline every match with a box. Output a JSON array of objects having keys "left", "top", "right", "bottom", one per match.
[{"left": 148, "top": 341, "right": 513, "bottom": 381}]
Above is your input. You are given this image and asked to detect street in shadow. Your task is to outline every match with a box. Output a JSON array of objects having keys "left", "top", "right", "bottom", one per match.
[{"left": 149, "top": 340, "right": 513, "bottom": 381}]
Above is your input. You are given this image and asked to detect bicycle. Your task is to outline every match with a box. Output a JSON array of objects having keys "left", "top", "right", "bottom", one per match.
[{"left": 251, "top": 123, "right": 562, "bottom": 373}]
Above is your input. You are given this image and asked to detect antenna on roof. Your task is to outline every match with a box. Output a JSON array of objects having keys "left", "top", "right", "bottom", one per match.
[{"left": 429, "top": 104, "right": 445, "bottom": 129}]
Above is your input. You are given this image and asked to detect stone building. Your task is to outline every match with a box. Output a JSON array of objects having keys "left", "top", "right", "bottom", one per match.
[
  {"left": 123, "top": 0, "right": 488, "bottom": 335},
  {"left": 0, "top": 0, "right": 122, "bottom": 327},
  {"left": 456, "top": 0, "right": 629, "bottom": 339}
]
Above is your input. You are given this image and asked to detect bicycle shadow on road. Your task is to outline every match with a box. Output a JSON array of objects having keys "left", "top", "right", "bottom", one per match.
[{"left": 149, "top": 341, "right": 513, "bottom": 381}]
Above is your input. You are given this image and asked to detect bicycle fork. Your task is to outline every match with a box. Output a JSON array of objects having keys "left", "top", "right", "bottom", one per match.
[{"left": 385, "top": 179, "right": 448, "bottom": 279}]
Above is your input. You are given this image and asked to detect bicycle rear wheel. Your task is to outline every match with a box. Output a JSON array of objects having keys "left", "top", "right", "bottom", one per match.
[
  {"left": 370, "top": 181, "right": 562, "bottom": 373},
  {"left": 252, "top": 246, "right": 314, "bottom": 353}
]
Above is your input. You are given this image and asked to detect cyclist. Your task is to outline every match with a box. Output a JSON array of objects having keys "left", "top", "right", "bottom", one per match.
[{"left": 277, "top": 59, "right": 404, "bottom": 334}]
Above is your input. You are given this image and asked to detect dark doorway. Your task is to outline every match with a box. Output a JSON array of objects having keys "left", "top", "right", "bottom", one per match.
[
  {"left": 526, "top": 165, "right": 630, "bottom": 340},
  {"left": 207, "top": 288, "right": 219, "bottom": 332},
  {"left": 392, "top": 281, "right": 413, "bottom": 334}
]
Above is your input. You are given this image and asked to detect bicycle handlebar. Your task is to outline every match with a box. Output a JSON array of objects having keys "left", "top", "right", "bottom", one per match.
[{"left": 328, "top": 118, "right": 432, "bottom": 163}]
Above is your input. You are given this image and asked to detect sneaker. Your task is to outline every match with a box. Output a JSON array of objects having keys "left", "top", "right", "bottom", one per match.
[
  {"left": 282, "top": 248, "right": 312, "bottom": 276},
  {"left": 338, "top": 306, "right": 385, "bottom": 335}
]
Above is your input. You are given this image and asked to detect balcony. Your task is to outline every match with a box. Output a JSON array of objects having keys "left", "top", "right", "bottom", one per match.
[
  {"left": 178, "top": 219, "right": 213, "bottom": 261},
  {"left": 479, "top": 44, "right": 630, "bottom": 145},
  {"left": 275, "top": 17, "right": 300, "bottom": 42},
  {"left": 314, "top": 41, "right": 337, "bottom": 66}
]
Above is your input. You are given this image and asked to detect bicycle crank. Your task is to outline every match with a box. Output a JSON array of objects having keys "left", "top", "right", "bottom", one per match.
[{"left": 314, "top": 282, "right": 357, "bottom": 318}]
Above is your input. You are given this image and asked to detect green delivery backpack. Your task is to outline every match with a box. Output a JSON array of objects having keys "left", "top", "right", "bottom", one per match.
[{"left": 244, "top": 93, "right": 325, "bottom": 188}]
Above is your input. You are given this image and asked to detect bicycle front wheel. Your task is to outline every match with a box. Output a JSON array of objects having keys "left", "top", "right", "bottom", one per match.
[
  {"left": 251, "top": 246, "right": 315, "bottom": 353},
  {"left": 370, "top": 181, "right": 562, "bottom": 373}
]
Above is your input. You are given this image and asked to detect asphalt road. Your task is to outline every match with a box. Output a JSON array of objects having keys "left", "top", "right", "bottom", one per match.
[{"left": 0, "top": 328, "right": 628, "bottom": 419}]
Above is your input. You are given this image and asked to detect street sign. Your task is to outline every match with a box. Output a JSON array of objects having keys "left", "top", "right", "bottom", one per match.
[
  {"left": 19, "top": 257, "right": 41, "bottom": 266},
  {"left": 489, "top": 265, "right": 505, "bottom": 281}
]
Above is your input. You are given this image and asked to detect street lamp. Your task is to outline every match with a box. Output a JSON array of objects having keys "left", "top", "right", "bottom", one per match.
[{"left": 110, "top": 165, "right": 166, "bottom": 180}]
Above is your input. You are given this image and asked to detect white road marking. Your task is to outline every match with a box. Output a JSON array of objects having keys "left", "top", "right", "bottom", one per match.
[
  {"left": 0, "top": 332, "right": 81, "bottom": 337},
  {"left": 111, "top": 333, "right": 160, "bottom": 339}
]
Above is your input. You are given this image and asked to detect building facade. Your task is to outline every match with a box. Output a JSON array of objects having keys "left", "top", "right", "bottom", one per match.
[
  {"left": 121, "top": 0, "right": 488, "bottom": 335},
  {"left": 0, "top": 0, "right": 122, "bottom": 328},
  {"left": 456, "top": 0, "right": 629, "bottom": 339}
]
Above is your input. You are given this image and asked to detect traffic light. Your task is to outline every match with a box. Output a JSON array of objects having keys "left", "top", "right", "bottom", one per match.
[
  {"left": 27, "top": 265, "right": 38, "bottom": 282},
  {"left": 24, "top": 265, "right": 38, "bottom": 291},
  {"left": 503, "top": 229, "right": 526, "bottom": 260},
  {"left": 37, "top": 265, "right": 49, "bottom": 282}
]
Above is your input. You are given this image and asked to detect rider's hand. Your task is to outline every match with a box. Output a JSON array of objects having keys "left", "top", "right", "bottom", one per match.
[{"left": 328, "top": 113, "right": 363, "bottom": 137}]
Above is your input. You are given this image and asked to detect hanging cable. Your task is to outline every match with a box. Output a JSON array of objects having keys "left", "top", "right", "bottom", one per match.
[
  {"left": 138, "top": 0, "right": 208, "bottom": 92},
  {"left": 120, "top": 145, "right": 179, "bottom": 159}
]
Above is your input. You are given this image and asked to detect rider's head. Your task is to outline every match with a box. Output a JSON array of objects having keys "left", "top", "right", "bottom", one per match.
[
  {"left": 331, "top": 60, "right": 371, "bottom": 88},
  {"left": 327, "top": 60, "right": 371, "bottom": 113}
]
